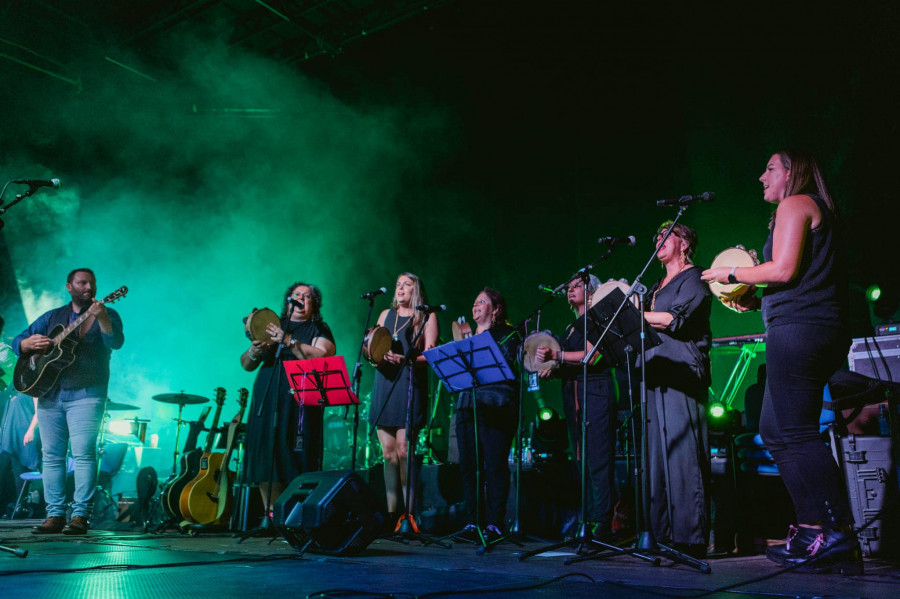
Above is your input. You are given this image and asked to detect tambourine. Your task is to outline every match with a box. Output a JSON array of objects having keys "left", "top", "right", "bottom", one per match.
[
  {"left": 244, "top": 308, "right": 280, "bottom": 342},
  {"left": 362, "top": 326, "right": 392, "bottom": 366},
  {"left": 523, "top": 331, "right": 561, "bottom": 374},
  {"left": 590, "top": 279, "right": 637, "bottom": 308},
  {"left": 708, "top": 246, "right": 759, "bottom": 300},
  {"left": 451, "top": 317, "right": 473, "bottom": 341}
]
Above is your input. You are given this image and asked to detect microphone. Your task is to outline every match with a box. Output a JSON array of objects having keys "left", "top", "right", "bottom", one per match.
[
  {"left": 538, "top": 284, "right": 564, "bottom": 295},
  {"left": 360, "top": 287, "right": 387, "bottom": 300},
  {"left": 416, "top": 304, "right": 447, "bottom": 314},
  {"left": 286, "top": 297, "right": 305, "bottom": 309},
  {"left": 657, "top": 191, "right": 715, "bottom": 207},
  {"left": 13, "top": 178, "right": 61, "bottom": 189},
  {"left": 597, "top": 235, "right": 637, "bottom": 247}
]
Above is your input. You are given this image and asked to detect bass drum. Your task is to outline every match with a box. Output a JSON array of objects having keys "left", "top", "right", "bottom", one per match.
[
  {"left": 708, "top": 246, "right": 759, "bottom": 300},
  {"left": 523, "top": 332, "right": 561, "bottom": 374},
  {"left": 362, "top": 326, "right": 392, "bottom": 366}
]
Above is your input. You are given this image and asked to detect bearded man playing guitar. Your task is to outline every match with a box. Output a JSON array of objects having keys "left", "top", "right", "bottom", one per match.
[{"left": 13, "top": 268, "right": 125, "bottom": 535}]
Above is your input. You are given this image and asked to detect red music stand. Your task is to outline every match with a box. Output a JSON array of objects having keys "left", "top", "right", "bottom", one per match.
[{"left": 283, "top": 357, "right": 360, "bottom": 407}]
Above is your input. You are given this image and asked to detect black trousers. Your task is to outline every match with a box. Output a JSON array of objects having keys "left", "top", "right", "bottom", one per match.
[
  {"left": 456, "top": 403, "right": 516, "bottom": 528},
  {"left": 646, "top": 384, "right": 709, "bottom": 546},
  {"left": 760, "top": 323, "right": 851, "bottom": 527},
  {"left": 561, "top": 372, "right": 618, "bottom": 527}
]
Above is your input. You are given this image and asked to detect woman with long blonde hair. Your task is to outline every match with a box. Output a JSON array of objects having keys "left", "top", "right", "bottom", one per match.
[{"left": 370, "top": 272, "right": 439, "bottom": 529}]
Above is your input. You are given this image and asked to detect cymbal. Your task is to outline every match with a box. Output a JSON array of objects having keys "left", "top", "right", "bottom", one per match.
[
  {"left": 152, "top": 392, "right": 209, "bottom": 405},
  {"left": 106, "top": 400, "right": 141, "bottom": 411}
]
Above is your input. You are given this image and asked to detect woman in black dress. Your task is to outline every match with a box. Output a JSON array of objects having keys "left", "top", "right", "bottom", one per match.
[
  {"left": 643, "top": 221, "right": 712, "bottom": 557},
  {"left": 535, "top": 274, "right": 619, "bottom": 539},
  {"left": 241, "top": 282, "right": 336, "bottom": 519},
  {"left": 455, "top": 287, "right": 520, "bottom": 541},
  {"left": 369, "top": 272, "right": 438, "bottom": 527},
  {"left": 702, "top": 149, "right": 859, "bottom": 574}
]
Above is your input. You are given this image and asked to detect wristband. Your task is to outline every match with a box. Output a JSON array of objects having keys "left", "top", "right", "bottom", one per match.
[
  {"left": 248, "top": 350, "right": 259, "bottom": 361},
  {"left": 727, "top": 266, "right": 738, "bottom": 285}
]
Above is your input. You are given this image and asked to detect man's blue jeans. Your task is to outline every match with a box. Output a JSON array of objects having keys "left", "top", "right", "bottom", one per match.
[{"left": 37, "top": 395, "right": 105, "bottom": 518}]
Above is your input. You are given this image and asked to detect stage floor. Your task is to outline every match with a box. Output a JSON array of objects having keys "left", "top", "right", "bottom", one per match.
[{"left": 1, "top": 520, "right": 898, "bottom": 599}]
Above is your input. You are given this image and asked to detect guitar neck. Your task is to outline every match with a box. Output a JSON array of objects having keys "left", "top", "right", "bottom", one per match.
[
  {"left": 202, "top": 388, "right": 227, "bottom": 454},
  {"left": 53, "top": 308, "right": 98, "bottom": 345}
]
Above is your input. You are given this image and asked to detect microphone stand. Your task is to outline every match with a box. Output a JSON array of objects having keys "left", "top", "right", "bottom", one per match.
[
  {"left": 568, "top": 206, "right": 711, "bottom": 573},
  {"left": 0, "top": 182, "right": 43, "bottom": 231},
  {"left": 504, "top": 295, "right": 558, "bottom": 543},
  {"left": 348, "top": 295, "right": 379, "bottom": 471},
  {"left": 519, "top": 246, "right": 657, "bottom": 565}
]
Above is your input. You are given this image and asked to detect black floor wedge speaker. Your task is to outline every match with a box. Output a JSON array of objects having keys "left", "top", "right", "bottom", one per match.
[{"left": 273, "top": 470, "right": 385, "bottom": 555}]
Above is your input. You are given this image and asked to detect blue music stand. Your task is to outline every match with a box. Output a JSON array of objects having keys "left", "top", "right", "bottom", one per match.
[{"left": 424, "top": 332, "right": 515, "bottom": 393}]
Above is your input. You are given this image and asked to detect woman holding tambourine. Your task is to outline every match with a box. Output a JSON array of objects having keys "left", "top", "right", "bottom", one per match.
[
  {"left": 534, "top": 274, "right": 619, "bottom": 540},
  {"left": 369, "top": 272, "right": 439, "bottom": 528},
  {"left": 702, "top": 149, "right": 859, "bottom": 574}
]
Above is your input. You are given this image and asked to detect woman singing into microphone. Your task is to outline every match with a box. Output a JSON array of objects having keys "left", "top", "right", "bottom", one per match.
[{"left": 369, "top": 272, "right": 439, "bottom": 529}]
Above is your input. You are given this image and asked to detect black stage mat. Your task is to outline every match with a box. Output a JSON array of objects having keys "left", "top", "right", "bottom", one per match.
[{"left": 1, "top": 523, "right": 898, "bottom": 599}]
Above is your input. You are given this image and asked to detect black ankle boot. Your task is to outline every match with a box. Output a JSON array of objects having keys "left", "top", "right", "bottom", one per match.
[
  {"left": 783, "top": 528, "right": 864, "bottom": 575},
  {"left": 766, "top": 525, "right": 819, "bottom": 566}
]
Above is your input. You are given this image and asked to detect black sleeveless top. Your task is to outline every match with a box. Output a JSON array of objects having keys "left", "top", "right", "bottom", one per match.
[{"left": 761, "top": 194, "right": 848, "bottom": 329}]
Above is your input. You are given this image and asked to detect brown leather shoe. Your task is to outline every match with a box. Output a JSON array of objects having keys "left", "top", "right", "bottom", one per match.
[
  {"left": 32, "top": 515, "right": 67, "bottom": 534},
  {"left": 62, "top": 515, "right": 90, "bottom": 535}
]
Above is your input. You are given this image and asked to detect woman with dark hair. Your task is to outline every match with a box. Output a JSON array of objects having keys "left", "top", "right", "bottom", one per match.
[
  {"left": 370, "top": 272, "right": 439, "bottom": 528},
  {"left": 455, "top": 287, "right": 521, "bottom": 541},
  {"left": 643, "top": 221, "right": 712, "bottom": 557},
  {"left": 241, "top": 281, "right": 336, "bottom": 521},
  {"left": 535, "top": 274, "right": 619, "bottom": 540},
  {"left": 702, "top": 150, "right": 858, "bottom": 574}
]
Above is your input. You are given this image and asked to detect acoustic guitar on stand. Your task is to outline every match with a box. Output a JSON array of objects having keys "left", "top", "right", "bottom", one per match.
[
  {"left": 184, "top": 387, "right": 248, "bottom": 525},
  {"left": 178, "top": 388, "right": 225, "bottom": 523}
]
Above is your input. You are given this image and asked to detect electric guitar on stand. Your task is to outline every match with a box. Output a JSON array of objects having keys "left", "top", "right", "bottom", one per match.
[{"left": 13, "top": 286, "right": 128, "bottom": 397}]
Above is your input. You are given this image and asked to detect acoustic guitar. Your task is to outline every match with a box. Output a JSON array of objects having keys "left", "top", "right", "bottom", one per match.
[
  {"left": 177, "top": 388, "right": 226, "bottom": 522},
  {"left": 184, "top": 387, "right": 248, "bottom": 525},
  {"left": 13, "top": 286, "right": 128, "bottom": 397},
  {"left": 161, "top": 404, "right": 212, "bottom": 521}
]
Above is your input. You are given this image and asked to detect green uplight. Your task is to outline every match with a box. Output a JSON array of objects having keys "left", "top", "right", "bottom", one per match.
[
  {"left": 538, "top": 407, "right": 555, "bottom": 421},
  {"left": 867, "top": 285, "right": 882, "bottom": 302},
  {"left": 709, "top": 403, "right": 726, "bottom": 419}
]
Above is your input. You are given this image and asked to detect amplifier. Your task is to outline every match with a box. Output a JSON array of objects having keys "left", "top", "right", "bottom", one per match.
[
  {"left": 848, "top": 334, "right": 900, "bottom": 382},
  {"left": 876, "top": 322, "right": 900, "bottom": 336}
]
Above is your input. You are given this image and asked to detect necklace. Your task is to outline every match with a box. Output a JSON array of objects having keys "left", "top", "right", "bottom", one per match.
[
  {"left": 651, "top": 264, "right": 691, "bottom": 311},
  {"left": 392, "top": 309, "right": 412, "bottom": 341}
]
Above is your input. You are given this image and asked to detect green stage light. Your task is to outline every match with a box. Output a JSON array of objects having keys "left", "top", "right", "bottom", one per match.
[
  {"left": 538, "top": 407, "right": 555, "bottom": 421},
  {"left": 867, "top": 285, "right": 882, "bottom": 302},
  {"left": 709, "top": 403, "right": 726, "bottom": 419}
]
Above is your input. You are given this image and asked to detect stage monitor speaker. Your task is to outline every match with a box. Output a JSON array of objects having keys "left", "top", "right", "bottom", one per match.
[{"left": 273, "top": 470, "right": 385, "bottom": 556}]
